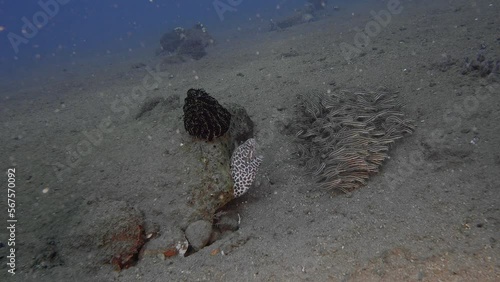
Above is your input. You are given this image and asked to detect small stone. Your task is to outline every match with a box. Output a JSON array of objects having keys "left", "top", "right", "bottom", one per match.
[{"left": 185, "top": 220, "right": 212, "bottom": 251}]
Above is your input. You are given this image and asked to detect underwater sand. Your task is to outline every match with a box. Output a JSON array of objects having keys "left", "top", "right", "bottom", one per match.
[{"left": 1, "top": 0, "right": 499, "bottom": 281}]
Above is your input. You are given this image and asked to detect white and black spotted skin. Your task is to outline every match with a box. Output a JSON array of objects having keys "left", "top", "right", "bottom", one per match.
[{"left": 230, "top": 138, "right": 263, "bottom": 198}]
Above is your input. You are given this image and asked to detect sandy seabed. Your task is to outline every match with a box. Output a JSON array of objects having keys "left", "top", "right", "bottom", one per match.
[{"left": 1, "top": 0, "right": 499, "bottom": 281}]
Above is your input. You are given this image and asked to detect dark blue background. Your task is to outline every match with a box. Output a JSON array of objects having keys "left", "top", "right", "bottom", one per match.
[{"left": 0, "top": 0, "right": 333, "bottom": 73}]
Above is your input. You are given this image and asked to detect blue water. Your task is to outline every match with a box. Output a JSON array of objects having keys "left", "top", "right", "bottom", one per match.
[{"left": 0, "top": 0, "right": 324, "bottom": 77}]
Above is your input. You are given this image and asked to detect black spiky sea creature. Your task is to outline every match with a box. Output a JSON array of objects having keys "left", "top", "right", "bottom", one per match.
[{"left": 183, "top": 88, "right": 231, "bottom": 141}]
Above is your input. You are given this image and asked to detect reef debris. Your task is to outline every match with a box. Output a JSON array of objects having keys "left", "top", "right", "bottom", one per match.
[
  {"left": 462, "top": 53, "right": 500, "bottom": 78},
  {"left": 67, "top": 201, "right": 146, "bottom": 271},
  {"left": 159, "top": 23, "right": 214, "bottom": 60}
]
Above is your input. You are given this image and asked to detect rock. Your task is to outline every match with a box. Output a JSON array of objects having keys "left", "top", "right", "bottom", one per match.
[
  {"left": 66, "top": 201, "right": 145, "bottom": 270},
  {"left": 141, "top": 231, "right": 186, "bottom": 259},
  {"left": 180, "top": 101, "right": 256, "bottom": 221},
  {"left": 226, "top": 103, "right": 254, "bottom": 144},
  {"left": 177, "top": 39, "right": 207, "bottom": 60},
  {"left": 159, "top": 23, "right": 214, "bottom": 60},
  {"left": 160, "top": 27, "right": 185, "bottom": 53},
  {"left": 133, "top": 91, "right": 255, "bottom": 255},
  {"left": 461, "top": 53, "right": 500, "bottom": 77},
  {"left": 185, "top": 220, "right": 213, "bottom": 251},
  {"left": 184, "top": 135, "right": 235, "bottom": 221}
]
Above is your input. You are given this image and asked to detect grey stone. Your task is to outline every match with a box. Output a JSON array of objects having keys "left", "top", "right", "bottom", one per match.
[{"left": 185, "top": 220, "right": 213, "bottom": 251}]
